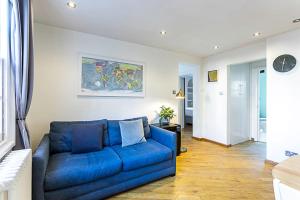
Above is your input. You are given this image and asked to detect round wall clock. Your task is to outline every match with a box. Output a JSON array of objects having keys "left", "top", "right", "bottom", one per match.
[{"left": 273, "top": 54, "right": 297, "bottom": 72}]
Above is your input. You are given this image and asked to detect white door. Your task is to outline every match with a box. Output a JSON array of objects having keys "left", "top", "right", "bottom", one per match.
[{"left": 229, "top": 63, "right": 250, "bottom": 145}]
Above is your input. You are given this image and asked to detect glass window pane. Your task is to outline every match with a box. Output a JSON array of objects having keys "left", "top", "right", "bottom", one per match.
[
  {"left": 187, "top": 79, "right": 193, "bottom": 87},
  {"left": 187, "top": 101, "right": 193, "bottom": 108}
]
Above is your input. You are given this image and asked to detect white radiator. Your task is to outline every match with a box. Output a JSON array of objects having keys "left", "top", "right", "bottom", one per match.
[{"left": 0, "top": 149, "right": 32, "bottom": 200}]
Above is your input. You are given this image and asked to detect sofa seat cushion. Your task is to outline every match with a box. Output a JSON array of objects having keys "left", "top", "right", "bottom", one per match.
[
  {"left": 44, "top": 160, "right": 174, "bottom": 200},
  {"left": 45, "top": 147, "right": 122, "bottom": 191},
  {"left": 112, "top": 139, "right": 172, "bottom": 171}
]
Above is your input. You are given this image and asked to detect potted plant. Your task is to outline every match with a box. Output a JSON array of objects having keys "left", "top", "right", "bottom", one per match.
[{"left": 159, "top": 106, "right": 175, "bottom": 125}]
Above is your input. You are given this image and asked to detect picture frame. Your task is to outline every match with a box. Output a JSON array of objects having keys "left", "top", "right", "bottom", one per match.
[
  {"left": 208, "top": 70, "right": 218, "bottom": 82},
  {"left": 78, "top": 54, "right": 145, "bottom": 97}
]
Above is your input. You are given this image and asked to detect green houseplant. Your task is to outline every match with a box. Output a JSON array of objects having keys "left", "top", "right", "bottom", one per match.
[{"left": 159, "top": 106, "right": 175, "bottom": 125}]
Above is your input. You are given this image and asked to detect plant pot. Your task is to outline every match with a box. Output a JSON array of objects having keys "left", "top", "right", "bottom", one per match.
[{"left": 159, "top": 118, "right": 170, "bottom": 125}]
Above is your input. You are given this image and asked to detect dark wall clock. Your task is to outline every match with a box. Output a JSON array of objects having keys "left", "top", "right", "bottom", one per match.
[{"left": 273, "top": 54, "right": 297, "bottom": 72}]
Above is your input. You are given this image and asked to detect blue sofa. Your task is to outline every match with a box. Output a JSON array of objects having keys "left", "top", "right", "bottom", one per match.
[{"left": 32, "top": 117, "right": 176, "bottom": 200}]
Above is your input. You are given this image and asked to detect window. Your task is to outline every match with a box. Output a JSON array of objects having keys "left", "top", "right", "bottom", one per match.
[
  {"left": 186, "top": 77, "right": 193, "bottom": 109},
  {"left": 0, "top": 0, "right": 16, "bottom": 159}
]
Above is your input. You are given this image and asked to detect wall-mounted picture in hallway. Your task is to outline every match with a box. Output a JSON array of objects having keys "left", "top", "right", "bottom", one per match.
[
  {"left": 79, "top": 54, "right": 145, "bottom": 97},
  {"left": 208, "top": 70, "right": 218, "bottom": 82}
]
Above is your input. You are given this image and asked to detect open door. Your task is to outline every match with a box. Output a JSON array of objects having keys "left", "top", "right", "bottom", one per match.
[{"left": 228, "top": 63, "right": 250, "bottom": 145}]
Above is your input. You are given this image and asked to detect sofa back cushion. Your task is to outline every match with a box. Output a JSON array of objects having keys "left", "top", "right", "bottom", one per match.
[
  {"left": 71, "top": 124, "right": 104, "bottom": 154},
  {"left": 108, "top": 116, "right": 150, "bottom": 146},
  {"left": 49, "top": 131, "right": 72, "bottom": 154},
  {"left": 49, "top": 119, "right": 108, "bottom": 154},
  {"left": 119, "top": 119, "right": 146, "bottom": 147}
]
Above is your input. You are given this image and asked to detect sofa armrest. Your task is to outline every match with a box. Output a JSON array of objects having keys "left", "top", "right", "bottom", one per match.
[
  {"left": 150, "top": 125, "right": 176, "bottom": 152},
  {"left": 32, "top": 134, "right": 50, "bottom": 200}
]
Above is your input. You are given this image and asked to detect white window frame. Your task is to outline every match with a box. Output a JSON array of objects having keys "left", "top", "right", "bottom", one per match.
[{"left": 0, "top": 0, "right": 16, "bottom": 159}]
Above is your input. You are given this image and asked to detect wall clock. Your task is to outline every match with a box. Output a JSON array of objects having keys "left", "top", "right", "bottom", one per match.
[{"left": 273, "top": 54, "right": 297, "bottom": 72}]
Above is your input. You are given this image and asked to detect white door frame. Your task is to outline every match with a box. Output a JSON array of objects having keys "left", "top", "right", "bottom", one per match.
[
  {"left": 250, "top": 66, "right": 260, "bottom": 141},
  {"left": 179, "top": 76, "right": 185, "bottom": 128}
]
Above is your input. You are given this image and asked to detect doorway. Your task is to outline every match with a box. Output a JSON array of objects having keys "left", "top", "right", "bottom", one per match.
[
  {"left": 253, "top": 65, "right": 267, "bottom": 142},
  {"left": 178, "top": 63, "right": 201, "bottom": 139},
  {"left": 179, "top": 76, "right": 193, "bottom": 133},
  {"left": 228, "top": 59, "right": 266, "bottom": 145},
  {"left": 258, "top": 69, "right": 266, "bottom": 142}
]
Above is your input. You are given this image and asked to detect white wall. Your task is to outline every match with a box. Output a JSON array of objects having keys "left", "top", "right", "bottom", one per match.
[
  {"left": 28, "top": 23, "right": 201, "bottom": 149},
  {"left": 202, "top": 42, "right": 266, "bottom": 145},
  {"left": 201, "top": 28, "right": 300, "bottom": 162},
  {"left": 266, "top": 29, "right": 300, "bottom": 162}
]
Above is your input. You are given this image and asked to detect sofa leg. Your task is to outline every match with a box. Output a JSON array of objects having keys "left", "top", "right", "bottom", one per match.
[{"left": 170, "top": 173, "right": 176, "bottom": 177}]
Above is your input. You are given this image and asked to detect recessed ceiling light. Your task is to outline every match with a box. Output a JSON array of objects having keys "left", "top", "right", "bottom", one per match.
[
  {"left": 293, "top": 18, "right": 300, "bottom": 23},
  {"left": 214, "top": 45, "right": 220, "bottom": 50},
  {"left": 67, "top": 0, "right": 77, "bottom": 8},
  {"left": 253, "top": 32, "right": 262, "bottom": 37},
  {"left": 160, "top": 30, "right": 167, "bottom": 36}
]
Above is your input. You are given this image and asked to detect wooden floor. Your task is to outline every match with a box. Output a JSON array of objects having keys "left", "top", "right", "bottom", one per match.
[{"left": 110, "top": 127, "right": 275, "bottom": 200}]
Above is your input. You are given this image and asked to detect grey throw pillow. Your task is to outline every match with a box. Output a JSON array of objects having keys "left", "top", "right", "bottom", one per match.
[{"left": 119, "top": 119, "right": 146, "bottom": 147}]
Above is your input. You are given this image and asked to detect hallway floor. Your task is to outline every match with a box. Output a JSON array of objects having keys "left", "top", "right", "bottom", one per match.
[
  {"left": 259, "top": 118, "right": 267, "bottom": 142},
  {"left": 110, "top": 130, "right": 274, "bottom": 200}
]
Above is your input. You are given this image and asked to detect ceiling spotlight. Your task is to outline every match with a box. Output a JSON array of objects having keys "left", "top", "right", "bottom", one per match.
[
  {"left": 160, "top": 30, "right": 167, "bottom": 36},
  {"left": 214, "top": 45, "right": 220, "bottom": 50},
  {"left": 253, "top": 32, "right": 262, "bottom": 37},
  {"left": 67, "top": 0, "right": 77, "bottom": 8},
  {"left": 293, "top": 18, "right": 300, "bottom": 23}
]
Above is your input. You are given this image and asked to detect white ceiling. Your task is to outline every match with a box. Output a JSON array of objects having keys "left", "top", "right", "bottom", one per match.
[{"left": 33, "top": 0, "right": 300, "bottom": 57}]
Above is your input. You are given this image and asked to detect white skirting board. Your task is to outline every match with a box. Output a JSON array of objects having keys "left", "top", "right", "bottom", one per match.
[
  {"left": 0, "top": 149, "right": 32, "bottom": 200},
  {"left": 274, "top": 179, "right": 300, "bottom": 200}
]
